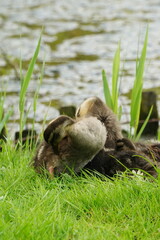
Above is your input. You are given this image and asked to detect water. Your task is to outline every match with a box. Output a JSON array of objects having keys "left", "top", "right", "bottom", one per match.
[{"left": 0, "top": 0, "right": 160, "bottom": 134}]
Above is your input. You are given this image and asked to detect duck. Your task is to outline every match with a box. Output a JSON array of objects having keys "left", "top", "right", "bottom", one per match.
[
  {"left": 33, "top": 96, "right": 160, "bottom": 178},
  {"left": 33, "top": 115, "right": 106, "bottom": 176}
]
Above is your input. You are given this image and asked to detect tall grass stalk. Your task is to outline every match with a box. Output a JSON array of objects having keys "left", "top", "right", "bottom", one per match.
[
  {"left": 103, "top": 29, "right": 152, "bottom": 139},
  {"left": 102, "top": 43, "right": 121, "bottom": 117},
  {"left": 102, "top": 69, "right": 113, "bottom": 110},
  {"left": 30, "top": 59, "right": 45, "bottom": 146},
  {"left": 19, "top": 34, "right": 41, "bottom": 144},
  {"left": 130, "top": 28, "right": 148, "bottom": 139},
  {"left": 112, "top": 42, "right": 120, "bottom": 114},
  {"left": 135, "top": 105, "right": 153, "bottom": 141}
]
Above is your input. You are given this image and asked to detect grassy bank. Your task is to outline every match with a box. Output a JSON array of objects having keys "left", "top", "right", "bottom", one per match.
[
  {"left": 1, "top": 30, "right": 160, "bottom": 239},
  {"left": 0, "top": 143, "right": 160, "bottom": 240}
]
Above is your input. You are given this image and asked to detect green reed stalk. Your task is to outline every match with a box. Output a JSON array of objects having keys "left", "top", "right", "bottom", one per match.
[
  {"left": 135, "top": 106, "right": 153, "bottom": 141},
  {"left": 102, "top": 70, "right": 113, "bottom": 110},
  {"left": 102, "top": 28, "right": 153, "bottom": 139},
  {"left": 102, "top": 43, "right": 121, "bottom": 117},
  {"left": 130, "top": 28, "right": 148, "bottom": 139},
  {"left": 30, "top": 59, "right": 45, "bottom": 147},
  {"left": 112, "top": 42, "right": 120, "bottom": 114},
  {"left": 19, "top": 34, "right": 41, "bottom": 144}
]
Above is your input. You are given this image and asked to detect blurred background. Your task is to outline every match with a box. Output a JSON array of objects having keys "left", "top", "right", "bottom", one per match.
[{"left": 0, "top": 0, "right": 160, "bottom": 135}]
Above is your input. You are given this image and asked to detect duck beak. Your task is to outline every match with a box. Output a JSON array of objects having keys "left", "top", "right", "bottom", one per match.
[{"left": 47, "top": 165, "right": 54, "bottom": 178}]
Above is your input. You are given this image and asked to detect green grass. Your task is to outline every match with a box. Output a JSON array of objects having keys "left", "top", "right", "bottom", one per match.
[{"left": 0, "top": 143, "right": 160, "bottom": 240}]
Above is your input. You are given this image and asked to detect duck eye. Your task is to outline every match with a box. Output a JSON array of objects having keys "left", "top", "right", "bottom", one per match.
[{"left": 62, "top": 136, "right": 69, "bottom": 142}]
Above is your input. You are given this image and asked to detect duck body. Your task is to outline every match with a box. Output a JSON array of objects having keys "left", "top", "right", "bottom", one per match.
[
  {"left": 84, "top": 138, "right": 159, "bottom": 178},
  {"left": 33, "top": 96, "right": 160, "bottom": 178}
]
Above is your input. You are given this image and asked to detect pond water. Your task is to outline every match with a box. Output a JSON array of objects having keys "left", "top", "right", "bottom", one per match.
[{"left": 0, "top": 0, "right": 160, "bottom": 135}]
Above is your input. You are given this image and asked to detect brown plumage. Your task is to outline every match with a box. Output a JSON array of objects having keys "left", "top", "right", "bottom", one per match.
[
  {"left": 33, "top": 96, "right": 160, "bottom": 178},
  {"left": 33, "top": 115, "right": 106, "bottom": 176},
  {"left": 84, "top": 138, "right": 159, "bottom": 178}
]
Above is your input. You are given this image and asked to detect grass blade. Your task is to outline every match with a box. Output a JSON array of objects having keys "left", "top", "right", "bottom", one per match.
[
  {"left": 112, "top": 42, "right": 120, "bottom": 114},
  {"left": 19, "top": 33, "right": 42, "bottom": 143},
  {"left": 135, "top": 106, "right": 153, "bottom": 141},
  {"left": 0, "top": 108, "right": 13, "bottom": 133},
  {"left": 130, "top": 28, "right": 148, "bottom": 139},
  {"left": 19, "top": 34, "right": 42, "bottom": 110},
  {"left": 102, "top": 43, "right": 121, "bottom": 116},
  {"left": 102, "top": 69, "right": 113, "bottom": 109}
]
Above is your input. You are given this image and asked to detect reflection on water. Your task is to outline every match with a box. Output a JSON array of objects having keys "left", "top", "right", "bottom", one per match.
[{"left": 0, "top": 0, "right": 160, "bottom": 133}]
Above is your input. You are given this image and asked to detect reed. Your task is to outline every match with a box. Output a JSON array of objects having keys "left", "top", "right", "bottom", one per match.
[
  {"left": 102, "top": 28, "right": 152, "bottom": 140},
  {"left": 19, "top": 34, "right": 42, "bottom": 144},
  {"left": 130, "top": 28, "right": 149, "bottom": 139},
  {"left": 102, "top": 42, "right": 121, "bottom": 118}
]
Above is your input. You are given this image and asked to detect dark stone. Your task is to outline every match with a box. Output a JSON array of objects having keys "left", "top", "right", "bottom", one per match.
[
  {"left": 52, "top": 70, "right": 60, "bottom": 78},
  {"left": 138, "top": 91, "right": 159, "bottom": 136},
  {"left": 0, "top": 115, "right": 7, "bottom": 152},
  {"left": 15, "top": 129, "right": 37, "bottom": 148},
  {"left": 0, "top": 127, "right": 6, "bottom": 141}
]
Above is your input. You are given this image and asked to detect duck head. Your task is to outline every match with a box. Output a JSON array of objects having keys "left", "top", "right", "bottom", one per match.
[{"left": 76, "top": 97, "right": 123, "bottom": 149}]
